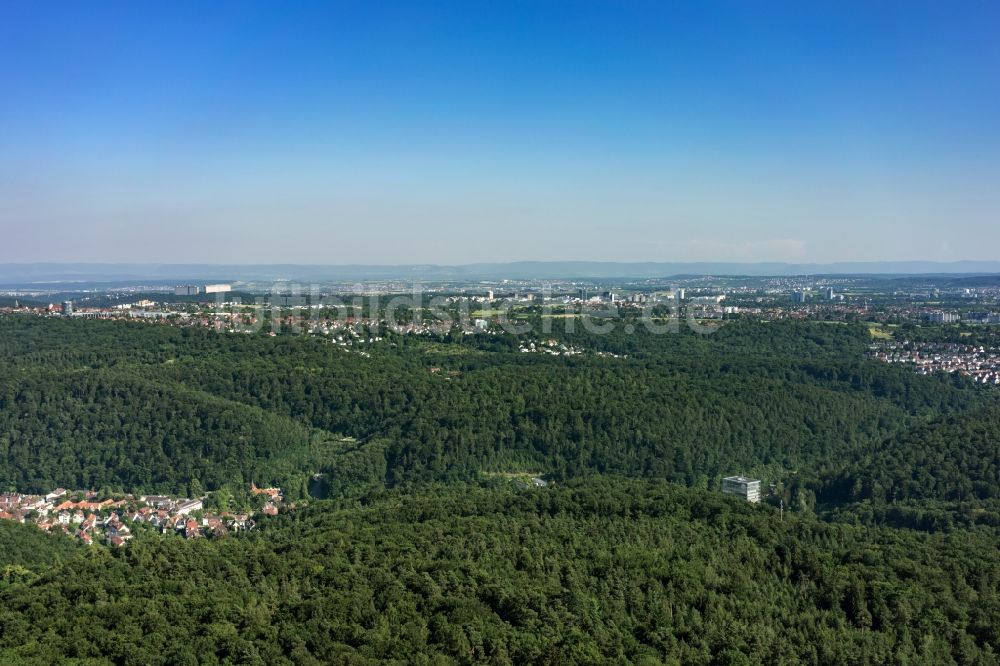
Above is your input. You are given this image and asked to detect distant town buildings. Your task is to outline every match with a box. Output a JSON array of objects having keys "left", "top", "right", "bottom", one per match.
[
  {"left": 966, "top": 312, "right": 1000, "bottom": 324},
  {"left": 870, "top": 341, "right": 1000, "bottom": 384},
  {"left": 1, "top": 484, "right": 282, "bottom": 546},
  {"left": 173, "top": 284, "right": 232, "bottom": 296},
  {"left": 689, "top": 294, "right": 725, "bottom": 305},
  {"left": 6, "top": 275, "right": 1000, "bottom": 339},
  {"left": 203, "top": 284, "right": 232, "bottom": 294},
  {"left": 722, "top": 476, "right": 761, "bottom": 503},
  {"left": 926, "top": 312, "right": 960, "bottom": 323}
]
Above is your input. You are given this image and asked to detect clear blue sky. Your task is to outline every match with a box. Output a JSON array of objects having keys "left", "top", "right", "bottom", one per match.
[{"left": 1, "top": 1, "right": 998, "bottom": 264}]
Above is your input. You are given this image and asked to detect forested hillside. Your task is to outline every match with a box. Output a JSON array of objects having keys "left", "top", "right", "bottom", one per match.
[
  {"left": 2, "top": 315, "right": 999, "bottom": 664},
  {"left": 0, "top": 369, "right": 326, "bottom": 495},
  {"left": 0, "top": 316, "right": 992, "bottom": 506},
  {"left": 833, "top": 406, "right": 1000, "bottom": 503},
  {"left": 2, "top": 479, "right": 998, "bottom": 665}
]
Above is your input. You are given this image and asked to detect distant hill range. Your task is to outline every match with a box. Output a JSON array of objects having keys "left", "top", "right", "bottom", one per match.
[{"left": 2, "top": 261, "right": 1000, "bottom": 285}]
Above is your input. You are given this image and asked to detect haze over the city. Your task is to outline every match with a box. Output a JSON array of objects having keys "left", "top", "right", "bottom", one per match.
[{"left": 2, "top": 1, "right": 998, "bottom": 265}]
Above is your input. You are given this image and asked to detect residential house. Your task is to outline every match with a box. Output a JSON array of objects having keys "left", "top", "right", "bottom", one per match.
[
  {"left": 184, "top": 519, "right": 201, "bottom": 539},
  {"left": 140, "top": 496, "right": 175, "bottom": 510},
  {"left": 175, "top": 499, "right": 203, "bottom": 516}
]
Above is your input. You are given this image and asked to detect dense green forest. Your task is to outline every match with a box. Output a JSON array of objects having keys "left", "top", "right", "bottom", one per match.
[
  {"left": 1, "top": 316, "right": 990, "bottom": 504},
  {"left": 2, "top": 480, "right": 999, "bottom": 665},
  {"left": 833, "top": 406, "right": 1000, "bottom": 503},
  {"left": 0, "top": 368, "right": 327, "bottom": 495},
  {"left": 1, "top": 315, "right": 999, "bottom": 663}
]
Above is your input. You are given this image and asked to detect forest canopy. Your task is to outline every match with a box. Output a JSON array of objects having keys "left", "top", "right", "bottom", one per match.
[{"left": 1, "top": 315, "right": 998, "bottom": 664}]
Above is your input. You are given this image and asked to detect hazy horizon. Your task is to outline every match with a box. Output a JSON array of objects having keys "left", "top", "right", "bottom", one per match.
[
  {"left": 2, "top": 2, "right": 998, "bottom": 264},
  {"left": 4, "top": 259, "right": 1000, "bottom": 287}
]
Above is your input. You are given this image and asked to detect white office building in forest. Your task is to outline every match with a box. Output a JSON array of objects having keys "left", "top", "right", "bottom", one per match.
[{"left": 722, "top": 476, "right": 761, "bottom": 503}]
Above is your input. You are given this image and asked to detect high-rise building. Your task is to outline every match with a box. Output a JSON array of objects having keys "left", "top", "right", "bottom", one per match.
[
  {"left": 62, "top": 300, "right": 74, "bottom": 316},
  {"left": 793, "top": 291, "right": 808, "bottom": 303},
  {"left": 175, "top": 285, "right": 200, "bottom": 296},
  {"left": 722, "top": 476, "right": 761, "bottom": 503},
  {"left": 826, "top": 287, "right": 835, "bottom": 300}
]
